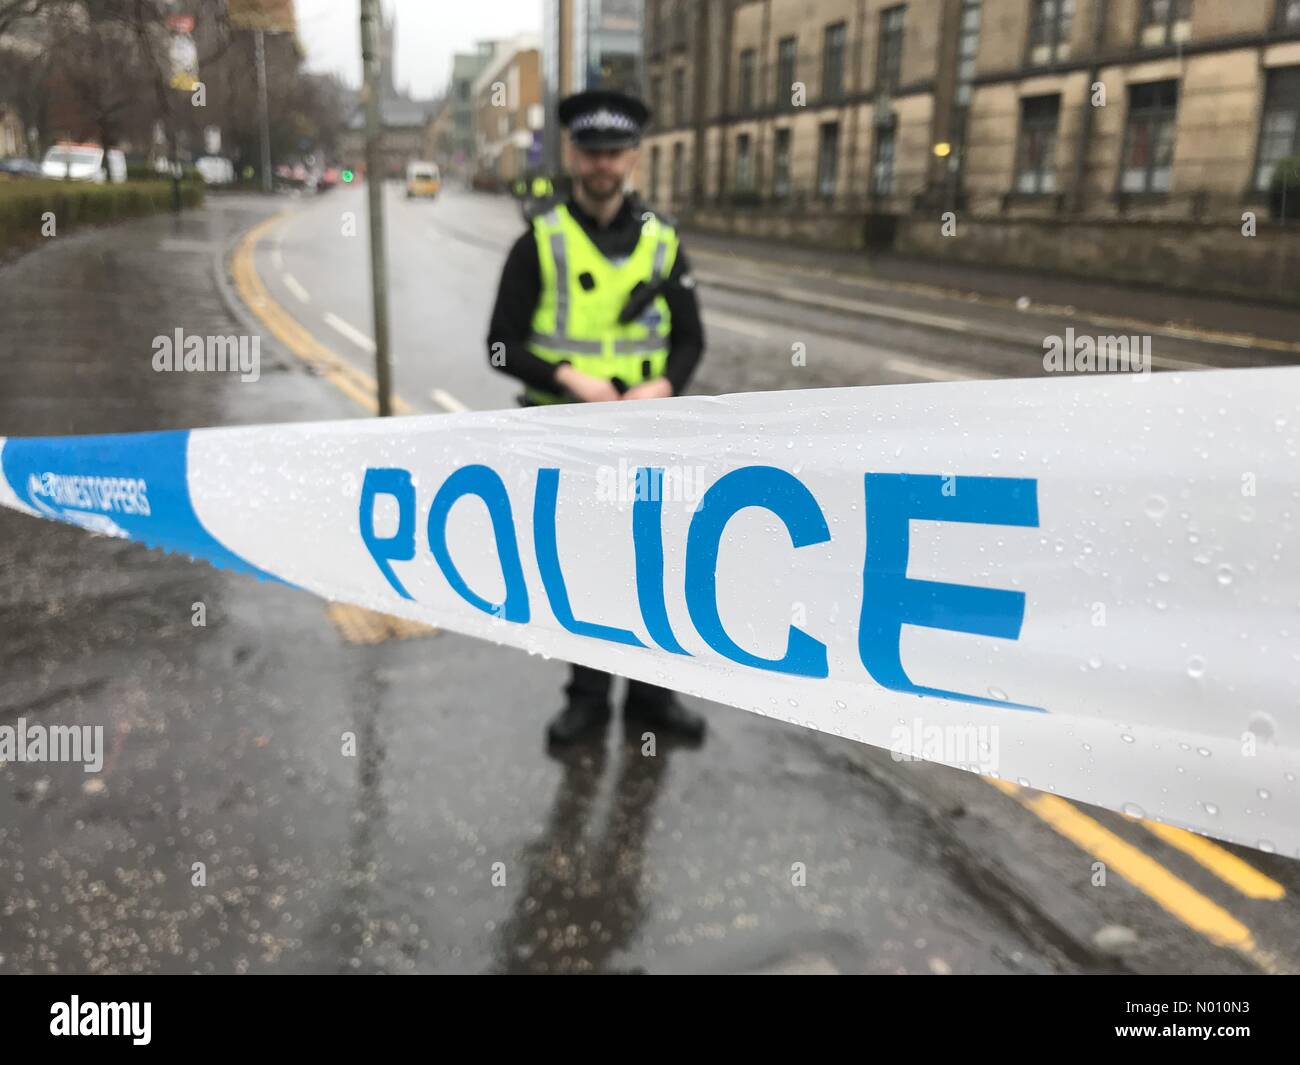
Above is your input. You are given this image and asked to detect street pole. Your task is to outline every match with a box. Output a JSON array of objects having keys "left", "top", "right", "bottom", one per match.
[
  {"left": 360, "top": 0, "right": 393, "bottom": 417},
  {"left": 171, "top": 131, "right": 181, "bottom": 212},
  {"left": 255, "top": 29, "right": 272, "bottom": 194}
]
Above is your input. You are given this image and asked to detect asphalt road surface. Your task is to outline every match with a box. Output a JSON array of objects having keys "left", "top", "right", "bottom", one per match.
[{"left": 0, "top": 187, "right": 1297, "bottom": 974}]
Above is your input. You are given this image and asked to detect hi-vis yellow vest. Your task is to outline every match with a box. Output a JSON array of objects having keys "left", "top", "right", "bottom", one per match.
[{"left": 526, "top": 203, "right": 679, "bottom": 405}]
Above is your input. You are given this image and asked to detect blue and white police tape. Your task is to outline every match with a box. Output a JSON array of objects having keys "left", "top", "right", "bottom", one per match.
[{"left": 2, "top": 367, "right": 1298, "bottom": 856}]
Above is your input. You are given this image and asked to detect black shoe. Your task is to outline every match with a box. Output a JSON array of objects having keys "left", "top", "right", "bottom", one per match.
[
  {"left": 546, "top": 699, "right": 611, "bottom": 747},
  {"left": 623, "top": 693, "right": 706, "bottom": 744}
]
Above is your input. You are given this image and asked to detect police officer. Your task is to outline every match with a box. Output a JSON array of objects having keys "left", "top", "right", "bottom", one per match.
[
  {"left": 486, "top": 88, "right": 707, "bottom": 749},
  {"left": 530, "top": 172, "right": 554, "bottom": 200},
  {"left": 514, "top": 171, "right": 556, "bottom": 221}
]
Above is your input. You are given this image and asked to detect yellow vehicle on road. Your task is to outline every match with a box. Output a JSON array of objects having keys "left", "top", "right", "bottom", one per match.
[{"left": 405, "top": 161, "right": 440, "bottom": 199}]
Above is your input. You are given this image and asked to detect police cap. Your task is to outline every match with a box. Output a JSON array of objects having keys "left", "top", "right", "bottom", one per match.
[{"left": 558, "top": 89, "right": 650, "bottom": 150}]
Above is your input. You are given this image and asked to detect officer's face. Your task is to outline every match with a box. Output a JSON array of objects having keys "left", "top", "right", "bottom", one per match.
[{"left": 568, "top": 145, "right": 640, "bottom": 201}]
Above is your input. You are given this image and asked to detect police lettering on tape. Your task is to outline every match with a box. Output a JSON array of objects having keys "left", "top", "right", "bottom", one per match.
[
  {"left": 2, "top": 367, "right": 1297, "bottom": 856},
  {"left": 358, "top": 464, "right": 1039, "bottom": 710}
]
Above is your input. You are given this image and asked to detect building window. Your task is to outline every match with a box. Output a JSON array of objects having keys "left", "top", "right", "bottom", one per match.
[
  {"left": 773, "top": 128, "right": 792, "bottom": 199},
  {"left": 776, "top": 36, "right": 797, "bottom": 111},
  {"left": 672, "top": 67, "right": 685, "bottom": 127},
  {"left": 955, "top": 0, "right": 981, "bottom": 105},
  {"left": 739, "top": 48, "right": 756, "bottom": 114},
  {"left": 817, "top": 121, "right": 840, "bottom": 198},
  {"left": 1120, "top": 80, "right": 1178, "bottom": 193},
  {"left": 671, "top": 141, "right": 685, "bottom": 202},
  {"left": 649, "top": 76, "right": 662, "bottom": 128},
  {"left": 1280, "top": 0, "right": 1300, "bottom": 29},
  {"left": 651, "top": 0, "right": 664, "bottom": 53},
  {"left": 1015, "top": 94, "right": 1060, "bottom": 193},
  {"left": 871, "top": 125, "right": 896, "bottom": 195},
  {"left": 650, "top": 145, "right": 661, "bottom": 203},
  {"left": 877, "top": 6, "right": 906, "bottom": 94},
  {"left": 823, "top": 22, "right": 847, "bottom": 100},
  {"left": 673, "top": 0, "right": 688, "bottom": 49},
  {"left": 1139, "top": 0, "right": 1191, "bottom": 47},
  {"left": 1028, "top": 0, "right": 1073, "bottom": 65},
  {"left": 1255, "top": 67, "right": 1300, "bottom": 191},
  {"left": 735, "top": 133, "right": 754, "bottom": 191}
]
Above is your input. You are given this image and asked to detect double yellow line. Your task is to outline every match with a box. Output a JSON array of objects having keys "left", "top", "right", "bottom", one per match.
[
  {"left": 230, "top": 213, "right": 413, "bottom": 416},
  {"left": 231, "top": 211, "right": 425, "bottom": 647},
  {"left": 989, "top": 779, "right": 1289, "bottom": 972}
]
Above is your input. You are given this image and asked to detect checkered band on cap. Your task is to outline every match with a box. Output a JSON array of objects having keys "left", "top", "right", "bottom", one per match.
[{"left": 570, "top": 107, "right": 638, "bottom": 133}]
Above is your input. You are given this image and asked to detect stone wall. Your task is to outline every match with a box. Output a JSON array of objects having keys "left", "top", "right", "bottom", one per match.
[
  {"left": 682, "top": 204, "right": 1300, "bottom": 305},
  {"left": 893, "top": 214, "right": 1300, "bottom": 305},
  {"left": 685, "top": 203, "right": 877, "bottom": 248}
]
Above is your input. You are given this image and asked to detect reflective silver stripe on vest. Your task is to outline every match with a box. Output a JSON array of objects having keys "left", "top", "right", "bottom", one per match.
[
  {"left": 528, "top": 332, "right": 666, "bottom": 356},
  {"left": 651, "top": 236, "right": 669, "bottom": 280},
  {"left": 528, "top": 331, "right": 603, "bottom": 354},
  {"left": 548, "top": 231, "right": 569, "bottom": 335},
  {"left": 614, "top": 336, "right": 669, "bottom": 354},
  {"left": 538, "top": 210, "right": 568, "bottom": 334}
]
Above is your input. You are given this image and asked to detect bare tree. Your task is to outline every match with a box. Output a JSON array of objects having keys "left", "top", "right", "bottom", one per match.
[
  {"left": 45, "top": 2, "right": 151, "bottom": 159},
  {"left": 0, "top": 0, "right": 59, "bottom": 38},
  {"left": 4, "top": 0, "right": 346, "bottom": 179},
  {"left": 0, "top": 44, "right": 50, "bottom": 154}
]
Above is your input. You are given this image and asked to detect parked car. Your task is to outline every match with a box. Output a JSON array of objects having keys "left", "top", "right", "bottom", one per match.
[
  {"left": 41, "top": 143, "right": 126, "bottom": 183},
  {"left": 316, "top": 166, "right": 341, "bottom": 192},
  {"left": 0, "top": 157, "right": 43, "bottom": 179}
]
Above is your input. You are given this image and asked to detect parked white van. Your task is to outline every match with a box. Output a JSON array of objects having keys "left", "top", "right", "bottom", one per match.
[
  {"left": 41, "top": 143, "right": 126, "bottom": 183},
  {"left": 195, "top": 156, "right": 235, "bottom": 185}
]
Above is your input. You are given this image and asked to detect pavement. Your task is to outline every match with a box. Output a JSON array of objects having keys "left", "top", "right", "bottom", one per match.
[
  {"left": 1, "top": 186, "right": 1298, "bottom": 974},
  {"left": 680, "top": 226, "right": 1300, "bottom": 348}
]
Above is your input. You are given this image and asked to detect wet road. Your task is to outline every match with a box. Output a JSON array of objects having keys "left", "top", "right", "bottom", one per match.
[
  {"left": 256, "top": 183, "right": 1300, "bottom": 419},
  {"left": 2, "top": 191, "right": 1299, "bottom": 973}
]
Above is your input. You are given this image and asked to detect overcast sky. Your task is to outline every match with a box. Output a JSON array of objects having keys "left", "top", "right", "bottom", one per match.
[{"left": 295, "top": 0, "right": 543, "bottom": 99}]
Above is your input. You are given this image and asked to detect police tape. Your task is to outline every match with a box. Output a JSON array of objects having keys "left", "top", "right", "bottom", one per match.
[{"left": 1, "top": 367, "right": 1298, "bottom": 857}]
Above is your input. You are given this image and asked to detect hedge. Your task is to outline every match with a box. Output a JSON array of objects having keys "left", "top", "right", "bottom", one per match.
[
  {"left": 125, "top": 161, "right": 207, "bottom": 183},
  {"left": 0, "top": 179, "right": 205, "bottom": 252}
]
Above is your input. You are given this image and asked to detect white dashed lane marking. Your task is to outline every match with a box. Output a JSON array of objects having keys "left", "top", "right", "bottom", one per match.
[
  {"left": 323, "top": 312, "right": 376, "bottom": 354},
  {"left": 283, "top": 274, "right": 310, "bottom": 304},
  {"left": 430, "top": 388, "right": 470, "bottom": 413}
]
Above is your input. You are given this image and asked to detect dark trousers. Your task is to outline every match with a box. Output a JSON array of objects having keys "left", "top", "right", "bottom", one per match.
[{"left": 566, "top": 664, "right": 672, "bottom": 711}]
